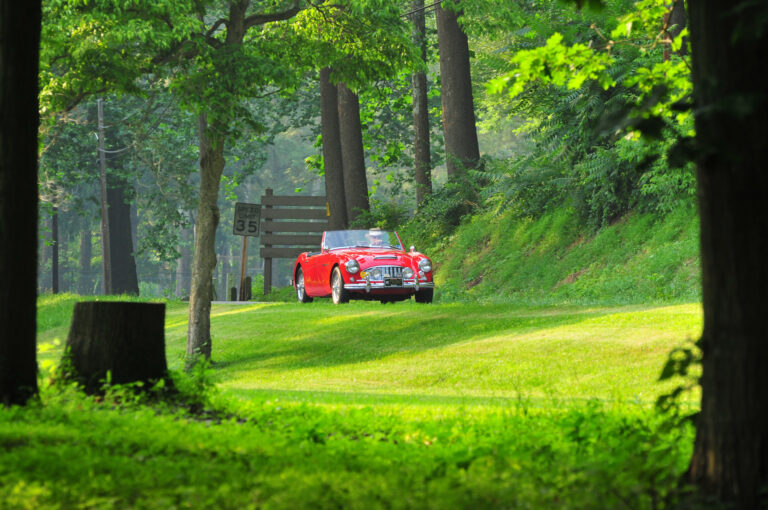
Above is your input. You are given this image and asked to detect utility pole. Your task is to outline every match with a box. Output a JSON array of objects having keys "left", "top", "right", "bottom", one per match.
[{"left": 97, "top": 98, "right": 112, "bottom": 294}]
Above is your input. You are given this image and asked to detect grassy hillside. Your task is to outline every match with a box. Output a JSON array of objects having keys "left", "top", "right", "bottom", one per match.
[{"left": 407, "top": 205, "right": 700, "bottom": 305}]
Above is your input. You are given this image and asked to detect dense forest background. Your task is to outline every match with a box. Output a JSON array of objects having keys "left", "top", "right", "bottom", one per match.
[{"left": 36, "top": 0, "right": 695, "bottom": 300}]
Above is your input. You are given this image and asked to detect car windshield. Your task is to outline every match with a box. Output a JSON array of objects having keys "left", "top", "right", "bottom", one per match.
[{"left": 324, "top": 230, "right": 403, "bottom": 250}]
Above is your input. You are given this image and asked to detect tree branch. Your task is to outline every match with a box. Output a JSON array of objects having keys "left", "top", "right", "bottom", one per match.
[
  {"left": 205, "top": 18, "right": 227, "bottom": 37},
  {"left": 243, "top": 0, "right": 301, "bottom": 31}
]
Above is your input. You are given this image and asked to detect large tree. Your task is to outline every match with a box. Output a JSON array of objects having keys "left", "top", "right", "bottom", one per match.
[
  {"left": 337, "top": 82, "right": 370, "bottom": 224},
  {"left": 298, "top": 2, "right": 415, "bottom": 226},
  {"left": 185, "top": 1, "right": 302, "bottom": 362},
  {"left": 410, "top": 0, "right": 432, "bottom": 206},
  {"left": 686, "top": 2, "right": 768, "bottom": 507},
  {"left": 106, "top": 167, "right": 140, "bottom": 295},
  {"left": 0, "top": 0, "right": 41, "bottom": 405},
  {"left": 435, "top": 0, "right": 480, "bottom": 179},
  {"left": 320, "top": 67, "right": 348, "bottom": 229}
]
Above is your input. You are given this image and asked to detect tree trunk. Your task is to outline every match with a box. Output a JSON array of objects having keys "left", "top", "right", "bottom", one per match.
[
  {"left": 186, "top": 113, "right": 225, "bottom": 363},
  {"left": 320, "top": 67, "right": 348, "bottom": 229},
  {"left": 106, "top": 170, "right": 139, "bottom": 295},
  {"left": 185, "top": 1, "right": 252, "bottom": 363},
  {"left": 51, "top": 206, "right": 59, "bottom": 294},
  {"left": 78, "top": 219, "right": 92, "bottom": 295},
  {"left": 65, "top": 301, "right": 167, "bottom": 393},
  {"left": 39, "top": 225, "right": 49, "bottom": 292},
  {"left": 59, "top": 219, "right": 69, "bottom": 292},
  {"left": 411, "top": 0, "right": 432, "bottom": 206},
  {"left": 687, "top": 3, "right": 768, "bottom": 508},
  {"left": 97, "top": 98, "right": 112, "bottom": 294},
  {"left": 337, "top": 83, "right": 370, "bottom": 225},
  {"left": 0, "top": 0, "right": 41, "bottom": 406},
  {"left": 175, "top": 226, "right": 191, "bottom": 298},
  {"left": 435, "top": 0, "right": 480, "bottom": 179},
  {"left": 130, "top": 200, "right": 138, "bottom": 258},
  {"left": 663, "top": 0, "right": 687, "bottom": 61}
]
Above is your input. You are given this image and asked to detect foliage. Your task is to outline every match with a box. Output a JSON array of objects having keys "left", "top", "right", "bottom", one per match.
[
  {"left": 467, "top": 0, "right": 695, "bottom": 227},
  {"left": 290, "top": 1, "right": 417, "bottom": 90},
  {"left": 0, "top": 389, "right": 698, "bottom": 509},
  {"left": 487, "top": 32, "right": 616, "bottom": 98},
  {"left": 348, "top": 198, "right": 411, "bottom": 230},
  {"left": 248, "top": 274, "right": 296, "bottom": 302},
  {"left": 399, "top": 174, "right": 483, "bottom": 252}
]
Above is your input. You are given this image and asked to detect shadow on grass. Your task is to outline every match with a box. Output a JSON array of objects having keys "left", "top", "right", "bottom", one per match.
[{"left": 207, "top": 302, "right": 663, "bottom": 372}]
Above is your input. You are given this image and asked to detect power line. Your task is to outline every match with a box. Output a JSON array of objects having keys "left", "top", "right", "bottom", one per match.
[
  {"left": 98, "top": 147, "right": 132, "bottom": 154},
  {"left": 402, "top": 0, "right": 441, "bottom": 19}
]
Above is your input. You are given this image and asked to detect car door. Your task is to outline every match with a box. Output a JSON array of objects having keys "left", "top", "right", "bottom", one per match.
[{"left": 304, "top": 233, "right": 330, "bottom": 296}]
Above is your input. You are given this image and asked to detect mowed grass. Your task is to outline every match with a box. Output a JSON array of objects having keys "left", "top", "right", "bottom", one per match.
[
  {"left": 13, "top": 294, "right": 703, "bottom": 509},
  {"left": 36, "top": 294, "right": 703, "bottom": 405},
  {"left": 163, "top": 299, "right": 702, "bottom": 406}
]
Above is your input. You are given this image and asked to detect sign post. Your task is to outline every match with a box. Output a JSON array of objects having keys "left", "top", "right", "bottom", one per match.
[{"left": 233, "top": 202, "right": 261, "bottom": 301}]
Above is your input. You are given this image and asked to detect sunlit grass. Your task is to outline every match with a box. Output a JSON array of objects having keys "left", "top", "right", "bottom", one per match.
[
  {"left": 163, "top": 300, "right": 703, "bottom": 406},
  {"left": 35, "top": 296, "right": 702, "bottom": 408}
]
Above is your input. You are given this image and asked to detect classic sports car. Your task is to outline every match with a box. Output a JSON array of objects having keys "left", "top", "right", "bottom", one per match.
[{"left": 292, "top": 229, "right": 435, "bottom": 304}]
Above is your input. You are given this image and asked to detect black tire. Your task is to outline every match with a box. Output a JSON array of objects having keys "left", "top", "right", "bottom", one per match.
[
  {"left": 331, "top": 267, "right": 350, "bottom": 304},
  {"left": 414, "top": 288, "right": 433, "bottom": 303},
  {"left": 295, "top": 267, "right": 313, "bottom": 303}
]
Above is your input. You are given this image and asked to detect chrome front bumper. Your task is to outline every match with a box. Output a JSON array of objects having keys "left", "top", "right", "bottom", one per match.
[{"left": 344, "top": 278, "right": 435, "bottom": 293}]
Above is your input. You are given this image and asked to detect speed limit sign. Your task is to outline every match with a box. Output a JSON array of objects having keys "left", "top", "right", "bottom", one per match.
[{"left": 233, "top": 202, "right": 261, "bottom": 237}]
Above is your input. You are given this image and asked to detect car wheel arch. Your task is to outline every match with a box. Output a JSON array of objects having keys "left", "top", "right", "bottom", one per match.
[
  {"left": 328, "top": 263, "right": 341, "bottom": 283},
  {"left": 295, "top": 265, "right": 313, "bottom": 303},
  {"left": 294, "top": 264, "right": 303, "bottom": 283}
]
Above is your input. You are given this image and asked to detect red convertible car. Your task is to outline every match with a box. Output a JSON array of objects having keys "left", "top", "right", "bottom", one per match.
[{"left": 292, "top": 229, "right": 435, "bottom": 304}]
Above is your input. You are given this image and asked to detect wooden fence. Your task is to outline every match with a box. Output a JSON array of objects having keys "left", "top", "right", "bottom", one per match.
[{"left": 260, "top": 188, "right": 328, "bottom": 294}]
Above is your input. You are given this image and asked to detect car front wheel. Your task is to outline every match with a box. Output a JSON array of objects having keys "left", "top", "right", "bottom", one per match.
[
  {"left": 296, "top": 267, "right": 313, "bottom": 303},
  {"left": 331, "top": 267, "right": 350, "bottom": 304},
  {"left": 414, "top": 288, "right": 433, "bottom": 303}
]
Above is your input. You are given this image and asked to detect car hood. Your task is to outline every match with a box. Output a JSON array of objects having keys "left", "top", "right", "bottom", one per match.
[{"left": 334, "top": 249, "right": 416, "bottom": 267}]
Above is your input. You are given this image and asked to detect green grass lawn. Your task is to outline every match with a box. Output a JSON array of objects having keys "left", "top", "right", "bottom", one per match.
[
  {"left": 174, "top": 299, "right": 702, "bottom": 406},
  {"left": 4, "top": 294, "right": 703, "bottom": 509}
]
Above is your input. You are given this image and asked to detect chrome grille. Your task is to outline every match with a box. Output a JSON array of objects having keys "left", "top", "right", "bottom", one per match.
[{"left": 370, "top": 265, "right": 402, "bottom": 278}]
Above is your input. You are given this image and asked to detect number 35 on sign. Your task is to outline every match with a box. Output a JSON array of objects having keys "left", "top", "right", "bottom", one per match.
[{"left": 233, "top": 202, "right": 261, "bottom": 237}]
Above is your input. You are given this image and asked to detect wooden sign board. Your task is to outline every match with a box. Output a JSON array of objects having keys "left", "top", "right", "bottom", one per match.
[
  {"left": 233, "top": 202, "right": 261, "bottom": 237},
  {"left": 259, "top": 189, "right": 329, "bottom": 295}
]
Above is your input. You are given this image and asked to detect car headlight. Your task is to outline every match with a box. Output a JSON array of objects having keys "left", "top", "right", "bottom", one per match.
[
  {"left": 402, "top": 267, "right": 414, "bottom": 279},
  {"left": 345, "top": 259, "right": 360, "bottom": 274},
  {"left": 418, "top": 258, "right": 432, "bottom": 273},
  {"left": 371, "top": 268, "right": 382, "bottom": 280}
]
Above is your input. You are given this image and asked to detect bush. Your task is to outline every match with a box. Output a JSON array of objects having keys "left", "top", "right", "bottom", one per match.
[
  {"left": 399, "top": 175, "right": 483, "bottom": 254},
  {"left": 349, "top": 198, "right": 410, "bottom": 231}
]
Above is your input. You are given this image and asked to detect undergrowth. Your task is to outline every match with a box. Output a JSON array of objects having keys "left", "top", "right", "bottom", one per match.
[{"left": 1, "top": 368, "right": 699, "bottom": 510}]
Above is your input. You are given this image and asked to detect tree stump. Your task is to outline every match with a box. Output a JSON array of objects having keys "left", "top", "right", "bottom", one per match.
[{"left": 65, "top": 302, "right": 167, "bottom": 393}]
